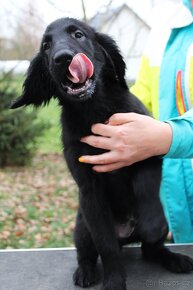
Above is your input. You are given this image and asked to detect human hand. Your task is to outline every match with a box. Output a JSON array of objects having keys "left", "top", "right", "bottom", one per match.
[{"left": 79, "top": 113, "right": 172, "bottom": 172}]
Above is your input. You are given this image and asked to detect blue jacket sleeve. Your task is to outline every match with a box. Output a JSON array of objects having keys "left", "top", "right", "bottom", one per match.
[{"left": 164, "top": 108, "right": 193, "bottom": 158}]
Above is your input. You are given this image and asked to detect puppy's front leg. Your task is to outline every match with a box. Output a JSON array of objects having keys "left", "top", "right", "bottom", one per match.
[
  {"left": 79, "top": 177, "right": 126, "bottom": 290},
  {"left": 73, "top": 208, "right": 98, "bottom": 288},
  {"left": 64, "top": 149, "right": 126, "bottom": 289}
]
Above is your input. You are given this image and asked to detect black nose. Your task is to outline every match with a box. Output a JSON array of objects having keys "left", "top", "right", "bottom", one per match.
[{"left": 54, "top": 49, "right": 73, "bottom": 65}]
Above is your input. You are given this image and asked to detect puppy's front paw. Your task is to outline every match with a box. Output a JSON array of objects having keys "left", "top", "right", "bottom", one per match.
[
  {"left": 73, "top": 265, "right": 96, "bottom": 288},
  {"left": 101, "top": 277, "right": 127, "bottom": 290}
]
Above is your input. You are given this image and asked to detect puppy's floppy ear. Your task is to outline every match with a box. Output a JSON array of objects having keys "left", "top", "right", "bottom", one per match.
[
  {"left": 11, "top": 53, "right": 56, "bottom": 109},
  {"left": 95, "top": 32, "right": 127, "bottom": 89}
]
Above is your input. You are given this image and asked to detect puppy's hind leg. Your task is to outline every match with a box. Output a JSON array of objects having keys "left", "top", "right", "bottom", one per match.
[
  {"left": 142, "top": 240, "right": 193, "bottom": 273},
  {"left": 73, "top": 210, "right": 98, "bottom": 288},
  {"left": 133, "top": 160, "right": 193, "bottom": 273},
  {"left": 132, "top": 159, "right": 168, "bottom": 245}
]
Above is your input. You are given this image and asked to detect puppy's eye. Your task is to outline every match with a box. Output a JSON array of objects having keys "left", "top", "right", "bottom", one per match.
[
  {"left": 74, "top": 31, "right": 84, "bottom": 39},
  {"left": 42, "top": 42, "right": 51, "bottom": 51}
]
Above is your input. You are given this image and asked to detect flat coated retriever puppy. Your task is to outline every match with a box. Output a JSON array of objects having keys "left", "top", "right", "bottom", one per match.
[{"left": 11, "top": 18, "right": 193, "bottom": 290}]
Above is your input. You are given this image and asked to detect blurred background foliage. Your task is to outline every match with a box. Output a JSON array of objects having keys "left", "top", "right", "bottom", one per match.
[
  {"left": 0, "top": 72, "right": 48, "bottom": 166},
  {"left": 0, "top": 0, "right": 76, "bottom": 246},
  {"left": 0, "top": 72, "right": 77, "bottom": 249}
]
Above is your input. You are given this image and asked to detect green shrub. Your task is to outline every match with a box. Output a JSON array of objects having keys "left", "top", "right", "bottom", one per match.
[{"left": 0, "top": 72, "right": 47, "bottom": 166}]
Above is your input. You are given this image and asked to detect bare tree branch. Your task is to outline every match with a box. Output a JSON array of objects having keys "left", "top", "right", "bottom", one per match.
[
  {"left": 81, "top": 0, "right": 87, "bottom": 22},
  {"left": 46, "top": 0, "right": 74, "bottom": 15},
  {"left": 1, "top": 0, "right": 45, "bottom": 60},
  {"left": 8, "top": 0, "right": 46, "bottom": 24},
  {"left": 105, "top": 0, "right": 114, "bottom": 10}
]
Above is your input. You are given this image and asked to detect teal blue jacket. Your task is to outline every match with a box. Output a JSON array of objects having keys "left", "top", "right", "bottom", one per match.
[
  {"left": 160, "top": 0, "right": 193, "bottom": 243},
  {"left": 131, "top": 0, "right": 193, "bottom": 242}
]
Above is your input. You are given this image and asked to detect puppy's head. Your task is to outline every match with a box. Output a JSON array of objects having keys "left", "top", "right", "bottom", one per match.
[{"left": 11, "top": 18, "right": 127, "bottom": 109}]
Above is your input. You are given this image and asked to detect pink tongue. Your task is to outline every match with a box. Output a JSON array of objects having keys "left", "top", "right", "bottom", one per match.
[{"left": 67, "top": 53, "right": 94, "bottom": 84}]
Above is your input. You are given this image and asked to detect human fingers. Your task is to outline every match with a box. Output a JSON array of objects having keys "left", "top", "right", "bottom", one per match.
[
  {"left": 107, "top": 113, "right": 138, "bottom": 125},
  {"left": 92, "top": 161, "right": 129, "bottom": 172},
  {"left": 91, "top": 123, "right": 116, "bottom": 137},
  {"left": 79, "top": 150, "right": 120, "bottom": 165},
  {"left": 81, "top": 135, "right": 114, "bottom": 150}
]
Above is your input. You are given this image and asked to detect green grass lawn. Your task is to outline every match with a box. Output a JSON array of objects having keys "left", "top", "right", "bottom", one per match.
[
  {"left": 0, "top": 154, "right": 78, "bottom": 249},
  {"left": 0, "top": 75, "right": 77, "bottom": 249},
  {"left": 0, "top": 97, "right": 78, "bottom": 248},
  {"left": 34, "top": 99, "right": 62, "bottom": 154}
]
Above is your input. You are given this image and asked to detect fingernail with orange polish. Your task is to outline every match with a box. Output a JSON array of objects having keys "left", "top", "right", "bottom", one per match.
[{"left": 78, "top": 156, "right": 85, "bottom": 163}]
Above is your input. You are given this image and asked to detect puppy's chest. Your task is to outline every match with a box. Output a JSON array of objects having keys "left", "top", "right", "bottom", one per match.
[
  {"left": 62, "top": 104, "right": 116, "bottom": 137},
  {"left": 105, "top": 172, "right": 137, "bottom": 238},
  {"left": 105, "top": 169, "right": 134, "bottom": 209}
]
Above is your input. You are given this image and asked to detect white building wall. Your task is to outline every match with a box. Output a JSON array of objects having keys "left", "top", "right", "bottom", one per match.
[{"left": 98, "top": 9, "right": 150, "bottom": 81}]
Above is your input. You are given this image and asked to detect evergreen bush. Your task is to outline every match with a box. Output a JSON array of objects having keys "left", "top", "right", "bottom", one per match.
[{"left": 0, "top": 72, "right": 47, "bottom": 166}]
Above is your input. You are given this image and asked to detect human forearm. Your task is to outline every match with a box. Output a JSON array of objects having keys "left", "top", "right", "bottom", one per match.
[{"left": 164, "top": 108, "right": 193, "bottom": 159}]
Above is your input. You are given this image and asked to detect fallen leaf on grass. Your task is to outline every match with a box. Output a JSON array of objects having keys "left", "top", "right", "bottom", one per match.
[{"left": 15, "top": 231, "right": 24, "bottom": 237}]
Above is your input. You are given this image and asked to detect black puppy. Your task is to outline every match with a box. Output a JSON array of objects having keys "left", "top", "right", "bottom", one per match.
[{"left": 11, "top": 18, "right": 193, "bottom": 290}]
